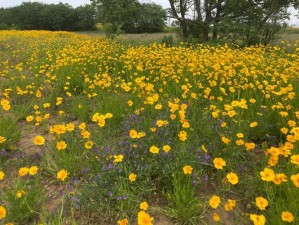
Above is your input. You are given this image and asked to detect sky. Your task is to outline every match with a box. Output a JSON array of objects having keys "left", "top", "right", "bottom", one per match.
[{"left": 0, "top": 0, "right": 298, "bottom": 27}]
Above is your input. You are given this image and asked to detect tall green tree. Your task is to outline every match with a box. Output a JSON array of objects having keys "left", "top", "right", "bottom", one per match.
[
  {"left": 122, "top": 3, "right": 167, "bottom": 33},
  {"left": 74, "top": 5, "right": 97, "bottom": 31},
  {"left": 92, "top": 0, "right": 140, "bottom": 33},
  {"left": 91, "top": 0, "right": 167, "bottom": 34},
  {"left": 12, "top": 2, "right": 46, "bottom": 30},
  {"left": 39, "top": 3, "right": 76, "bottom": 31},
  {"left": 0, "top": 8, "right": 12, "bottom": 29}
]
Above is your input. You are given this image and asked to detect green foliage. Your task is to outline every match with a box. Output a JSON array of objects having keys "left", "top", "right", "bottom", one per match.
[
  {"left": 163, "top": 172, "right": 204, "bottom": 224},
  {"left": 4, "top": 179, "right": 44, "bottom": 224},
  {"left": 0, "top": 23, "right": 10, "bottom": 30},
  {"left": 70, "top": 96, "right": 90, "bottom": 122},
  {"left": 93, "top": 0, "right": 167, "bottom": 34},
  {"left": 168, "top": 0, "right": 297, "bottom": 45},
  {"left": 103, "top": 23, "right": 123, "bottom": 37},
  {"left": 0, "top": 2, "right": 97, "bottom": 31},
  {"left": 38, "top": 3, "right": 76, "bottom": 31},
  {"left": 93, "top": 0, "right": 140, "bottom": 33},
  {"left": 38, "top": 200, "right": 68, "bottom": 225},
  {"left": 161, "top": 35, "right": 174, "bottom": 47},
  {"left": 216, "top": 0, "right": 290, "bottom": 45},
  {"left": 73, "top": 5, "right": 97, "bottom": 31},
  {"left": 0, "top": 117, "right": 20, "bottom": 150},
  {"left": 122, "top": 3, "right": 167, "bottom": 33}
]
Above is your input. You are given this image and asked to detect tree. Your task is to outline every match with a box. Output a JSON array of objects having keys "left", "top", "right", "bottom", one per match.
[
  {"left": 73, "top": 5, "right": 97, "bottom": 31},
  {"left": 0, "top": 8, "right": 11, "bottom": 29},
  {"left": 122, "top": 3, "right": 167, "bottom": 33},
  {"left": 91, "top": 0, "right": 167, "bottom": 34},
  {"left": 92, "top": 0, "right": 140, "bottom": 34},
  {"left": 168, "top": 0, "right": 191, "bottom": 41},
  {"left": 218, "top": 0, "right": 291, "bottom": 45},
  {"left": 12, "top": 2, "right": 46, "bottom": 30},
  {"left": 39, "top": 3, "right": 76, "bottom": 31},
  {"left": 168, "top": 0, "right": 297, "bottom": 45}
]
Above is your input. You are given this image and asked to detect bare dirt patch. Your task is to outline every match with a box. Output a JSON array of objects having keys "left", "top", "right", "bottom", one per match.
[
  {"left": 17, "top": 131, "right": 41, "bottom": 155},
  {"left": 17, "top": 121, "right": 51, "bottom": 156},
  {"left": 152, "top": 213, "right": 174, "bottom": 225},
  {"left": 43, "top": 182, "right": 65, "bottom": 212}
]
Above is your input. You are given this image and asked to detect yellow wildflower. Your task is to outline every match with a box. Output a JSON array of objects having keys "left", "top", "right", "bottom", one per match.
[
  {"left": 213, "top": 158, "right": 226, "bottom": 169},
  {"left": 137, "top": 211, "right": 154, "bottom": 225},
  {"left": 29, "top": 166, "right": 38, "bottom": 175},
  {"left": 140, "top": 201, "right": 149, "bottom": 210},
  {"left": 19, "top": 167, "right": 29, "bottom": 177},
  {"left": 226, "top": 172, "right": 239, "bottom": 185},
  {"left": 0, "top": 205, "right": 6, "bottom": 219},
  {"left": 209, "top": 195, "right": 221, "bottom": 209},
  {"left": 34, "top": 135, "right": 45, "bottom": 145},
  {"left": 281, "top": 211, "right": 294, "bottom": 223},
  {"left": 255, "top": 197, "right": 268, "bottom": 210},
  {"left": 57, "top": 169, "right": 69, "bottom": 181},
  {"left": 149, "top": 145, "right": 159, "bottom": 154},
  {"left": 183, "top": 165, "right": 193, "bottom": 175},
  {"left": 129, "top": 173, "right": 137, "bottom": 182}
]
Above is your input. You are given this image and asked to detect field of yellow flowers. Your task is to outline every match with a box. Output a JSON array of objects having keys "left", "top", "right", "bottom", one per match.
[{"left": 0, "top": 30, "right": 299, "bottom": 225}]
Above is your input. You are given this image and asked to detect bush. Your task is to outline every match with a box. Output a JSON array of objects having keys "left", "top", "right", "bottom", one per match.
[
  {"left": 0, "top": 23, "right": 10, "bottom": 30},
  {"left": 161, "top": 35, "right": 174, "bottom": 47}
]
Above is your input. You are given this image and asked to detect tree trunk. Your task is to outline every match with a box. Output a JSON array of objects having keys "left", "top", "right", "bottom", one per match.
[
  {"left": 181, "top": 20, "right": 188, "bottom": 41},
  {"left": 169, "top": 0, "right": 189, "bottom": 40},
  {"left": 212, "top": 0, "right": 222, "bottom": 40},
  {"left": 202, "top": 24, "right": 209, "bottom": 41},
  {"left": 203, "top": 0, "right": 211, "bottom": 42},
  {"left": 212, "top": 29, "right": 217, "bottom": 40}
]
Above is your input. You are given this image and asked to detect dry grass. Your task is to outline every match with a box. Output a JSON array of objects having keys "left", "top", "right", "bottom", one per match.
[{"left": 77, "top": 31, "right": 178, "bottom": 44}]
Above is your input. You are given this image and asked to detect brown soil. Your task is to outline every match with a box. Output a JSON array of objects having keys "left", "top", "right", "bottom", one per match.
[
  {"left": 43, "top": 181, "right": 65, "bottom": 212},
  {"left": 17, "top": 121, "right": 51, "bottom": 155},
  {"left": 152, "top": 213, "right": 174, "bottom": 225}
]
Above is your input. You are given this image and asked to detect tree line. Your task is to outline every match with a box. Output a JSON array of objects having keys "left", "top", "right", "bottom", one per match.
[
  {"left": 0, "top": 2, "right": 97, "bottom": 31},
  {"left": 1, "top": 0, "right": 298, "bottom": 45},
  {"left": 0, "top": 1, "right": 167, "bottom": 33}
]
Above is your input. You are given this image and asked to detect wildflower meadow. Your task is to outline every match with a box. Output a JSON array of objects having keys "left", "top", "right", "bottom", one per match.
[{"left": 0, "top": 30, "right": 299, "bottom": 225}]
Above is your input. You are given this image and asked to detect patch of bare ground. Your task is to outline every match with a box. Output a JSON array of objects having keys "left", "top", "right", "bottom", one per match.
[
  {"left": 68, "top": 211, "right": 115, "bottom": 225},
  {"left": 17, "top": 120, "right": 51, "bottom": 156},
  {"left": 0, "top": 168, "right": 19, "bottom": 190},
  {"left": 204, "top": 208, "right": 236, "bottom": 225},
  {"left": 16, "top": 121, "right": 64, "bottom": 214},
  {"left": 151, "top": 211, "right": 175, "bottom": 225},
  {"left": 17, "top": 131, "right": 41, "bottom": 155},
  {"left": 197, "top": 184, "right": 250, "bottom": 225},
  {"left": 42, "top": 181, "right": 65, "bottom": 212},
  {"left": 70, "top": 212, "right": 174, "bottom": 225}
]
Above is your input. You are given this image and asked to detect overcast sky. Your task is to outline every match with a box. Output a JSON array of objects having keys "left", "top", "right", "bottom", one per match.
[{"left": 0, "top": 0, "right": 298, "bottom": 26}]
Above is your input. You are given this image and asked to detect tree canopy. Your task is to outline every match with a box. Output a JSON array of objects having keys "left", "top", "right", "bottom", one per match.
[
  {"left": 91, "top": 0, "right": 167, "bottom": 33},
  {"left": 168, "top": 0, "right": 298, "bottom": 45},
  {"left": 0, "top": 2, "right": 97, "bottom": 31}
]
